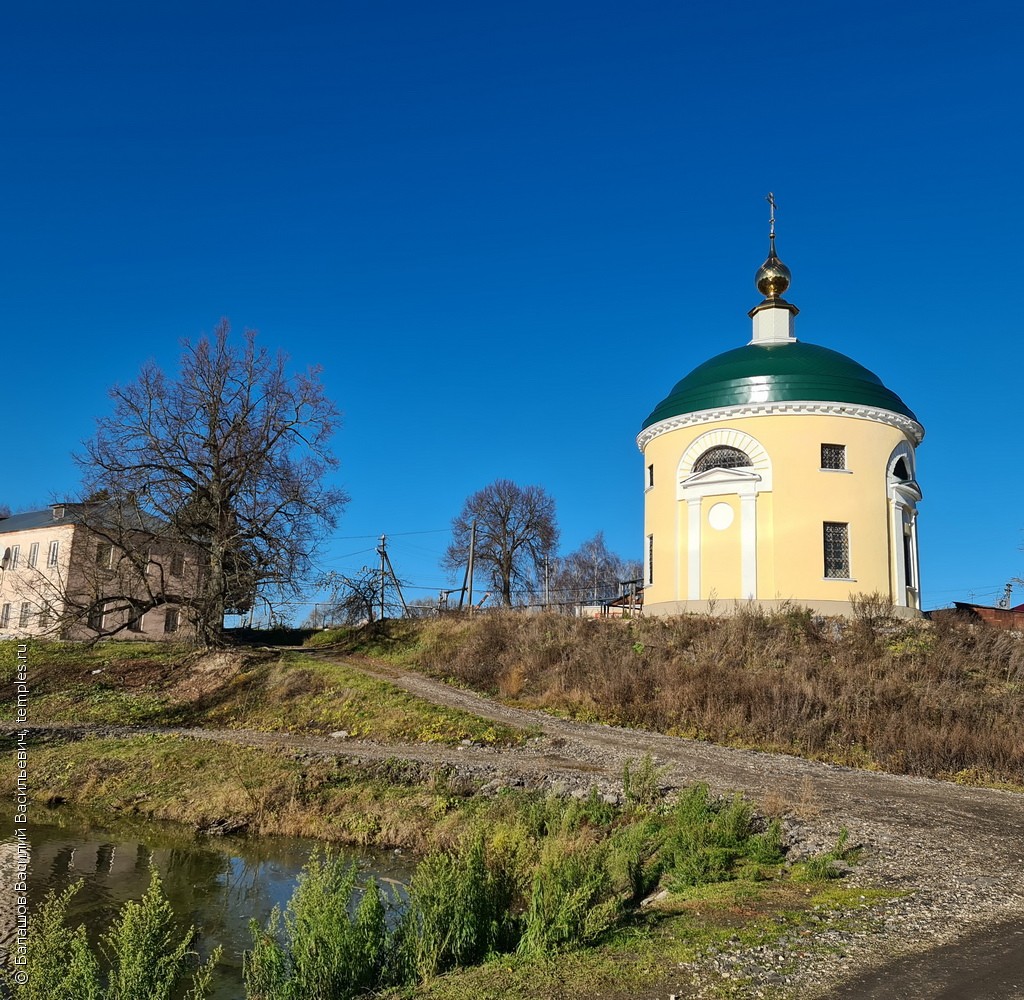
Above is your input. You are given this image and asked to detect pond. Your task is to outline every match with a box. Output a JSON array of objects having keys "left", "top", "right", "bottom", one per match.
[{"left": 0, "top": 808, "right": 414, "bottom": 998}]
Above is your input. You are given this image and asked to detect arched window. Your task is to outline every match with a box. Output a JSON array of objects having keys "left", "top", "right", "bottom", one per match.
[
  {"left": 692, "top": 446, "right": 752, "bottom": 474},
  {"left": 892, "top": 457, "right": 910, "bottom": 481}
]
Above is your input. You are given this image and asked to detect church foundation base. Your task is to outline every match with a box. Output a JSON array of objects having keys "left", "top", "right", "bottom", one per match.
[{"left": 643, "top": 598, "right": 923, "bottom": 620}]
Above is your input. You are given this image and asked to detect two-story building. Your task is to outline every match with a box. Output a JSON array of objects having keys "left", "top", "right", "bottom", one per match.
[{"left": 0, "top": 503, "right": 197, "bottom": 640}]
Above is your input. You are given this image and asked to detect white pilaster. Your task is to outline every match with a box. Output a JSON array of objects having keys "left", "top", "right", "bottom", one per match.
[
  {"left": 891, "top": 499, "right": 907, "bottom": 606},
  {"left": 687, "top": 498, "right": 702, "bottom": 601},
  {"left": 740, "top": 493, "right": 758, "bottom": 599}
]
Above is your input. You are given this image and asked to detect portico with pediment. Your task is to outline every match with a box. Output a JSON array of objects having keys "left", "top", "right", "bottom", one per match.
[{"left": 676, "top": 429, "right": 771, "bottom": 603}]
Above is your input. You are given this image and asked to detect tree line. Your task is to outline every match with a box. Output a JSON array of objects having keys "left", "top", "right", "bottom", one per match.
[{"left": 45, "top": 323, "right": 635, "bottom": 644}]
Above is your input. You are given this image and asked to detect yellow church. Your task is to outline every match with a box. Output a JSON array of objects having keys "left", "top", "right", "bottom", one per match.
[{"left": 638, "top": 209, "right": 924, "bottom": 618}]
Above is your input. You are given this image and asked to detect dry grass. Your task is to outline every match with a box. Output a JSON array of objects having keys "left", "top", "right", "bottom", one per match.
[{"left": 409, "top": 606, "right": 1024, "bottom": 787}]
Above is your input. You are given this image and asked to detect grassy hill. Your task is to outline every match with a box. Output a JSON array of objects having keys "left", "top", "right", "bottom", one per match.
[{"left": 314, "top": 604, "right": 1024, "bottom": 789}]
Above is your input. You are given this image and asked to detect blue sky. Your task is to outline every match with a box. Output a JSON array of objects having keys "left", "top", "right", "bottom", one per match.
[{"left": 3, "top": 0, "right": 1022, "bottom": 616}]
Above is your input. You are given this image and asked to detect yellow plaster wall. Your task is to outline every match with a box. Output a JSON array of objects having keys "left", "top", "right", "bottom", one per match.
[
  {"left": 641, "top": 412, "right": 913, "bottom": 609},
  {"left": 699, "top": 495, "right": 739, "bottom": 600}
]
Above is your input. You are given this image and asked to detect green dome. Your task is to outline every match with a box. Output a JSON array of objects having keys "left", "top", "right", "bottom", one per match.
[{"left": 642, "top": 341, "right": 918, "bottom": 430}]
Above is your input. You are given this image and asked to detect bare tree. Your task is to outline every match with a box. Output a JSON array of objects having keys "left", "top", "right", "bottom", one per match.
[
  {"left": 312, "top": 568, "right": 387, "bottom": 625},
  {"left": 442, "top": 480, "right": 558, "bottom": 607},
  {"left": 549, "top": 531, "right": 641, "bottom": 609},
  {"left": 71, "top": 320, "right": 348, "bottom": 645}
]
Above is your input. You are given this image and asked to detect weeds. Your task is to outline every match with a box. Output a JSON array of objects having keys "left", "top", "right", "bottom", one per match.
[
  {"left": 622, "top": 753, "right": 668, "bottom": 808},
  {"left": 244, "top": 850, "right": 390, "bottom": 999},
  {"left": 399, "top": 833, "right": 515, "bottom": 978},
  {"left": 408, "top": 610, "right": 1024, "bottom": 787},
  {"left": 796, "top": 828, "right": 858, "bottom": 882},
  {"left": 3, "top": 874, "right": 219, "bottom": 1000},
  {"left": 518, "top": 838, "right": 617, "bottom": 955},
  {"left": 10, "top": 786, "right": 859, "bottom": 1000}
]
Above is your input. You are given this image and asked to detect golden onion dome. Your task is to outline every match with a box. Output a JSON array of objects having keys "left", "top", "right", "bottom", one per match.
[{"left": 755, "top": 243, "right": 791, "bottom": 299}]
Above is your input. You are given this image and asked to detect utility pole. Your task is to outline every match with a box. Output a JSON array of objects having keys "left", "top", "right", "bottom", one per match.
[
  {"left": 467, "top": 520, "right": 476, "bottom": 614},
  {"left": 458, "top": 520, "right": 477, "bottom": 612},
  {"left": 381, "top": 544, "right": 409, "bottom": 617},
  {"left": 379, "top": 534, "right": 387, "bottom": 621}
]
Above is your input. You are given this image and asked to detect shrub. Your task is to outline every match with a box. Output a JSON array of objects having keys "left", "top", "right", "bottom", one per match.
[
  {"left": 398, "top": 832, "right": 516, "bottom": 979},
  {"left": 244, "top": 850, "right": 391, "bottom": 999},
  {"left": 605, "top": 818, "right": 664, "bottom": 904},
  {"left": 2, "top": 883, "right": 102, "bottom": 1000},
  {"left": 3, "top": 874, "right": 218, "bottom": 1000},
  {"left": 662, "top": 785, "right": 782, "bottom": 891},
  {"left": 623, "top": 753, "right": 668, "bottom": 808},
  {"left": 517, "top": 838, "right": 618, "bottom": 955}
]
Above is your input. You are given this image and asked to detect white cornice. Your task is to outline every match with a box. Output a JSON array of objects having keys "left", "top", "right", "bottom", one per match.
[{"left": 637, "top": 402, "right": 925, "bottom": 451}]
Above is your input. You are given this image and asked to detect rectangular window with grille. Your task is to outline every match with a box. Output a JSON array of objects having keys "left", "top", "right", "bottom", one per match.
[
  {"left": 87, "top": 603, "right": 106, "bottom": 632},
  {"left": 47, "top": 540, "right": 60, "bottom": 567},
  {"left": 821, "top": 444, "right": 846, "bottom": 470},
  {"left": 164, "top": 608, "right": 180, "bottom": 633},
  {"left": 10, "top": 546, "right": 19, "bottom": 570},
  {"left": 170, "top": 551, "right": 185, "bottom": 577},
  {"left": 27, "top": 543, "right": 39, "bottom": 568},
  {"left": 18, "top": 602, "right": 31, "bottom": 628},
  {"left": 0, "top": 604, "right": 9, "bottom": 629},
  {"left": 823, "top": 522, "right": 851, "bottom": 578}
]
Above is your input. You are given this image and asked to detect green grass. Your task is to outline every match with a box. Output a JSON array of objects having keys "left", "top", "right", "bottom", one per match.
[
  {"left": 0, "top": 641, "right": 529, "bottom": 747},
  {"left": 0, "top": 734, "right": 472, "bottom": 849},
  {"left": 184, "top": 652, "right": 527, "bottom": 746},
  {"left": 7, "top": 686, "right": 169, "bottom": 726},
  {"left": 0, "top": 639, "right": 184, "bottom": 673},
  {"left": 374, "top": 878, "right": 885, "bottom": 1000},
  {"left": 303, "top": 621, "right": 424, "bottom": 662}
]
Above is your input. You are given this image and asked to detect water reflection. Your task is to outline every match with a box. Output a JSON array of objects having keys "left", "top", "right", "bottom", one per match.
[{"left": 0, "top": 809, "right": 413, "bottom": 999}]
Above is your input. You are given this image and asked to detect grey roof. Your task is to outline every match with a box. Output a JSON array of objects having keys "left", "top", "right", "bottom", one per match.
[
  {"left": 0, "top": 505, "right": 85, "bottom": 534},
  {"left": 0, "top": 503, "right": 166, "bottom": 536}
]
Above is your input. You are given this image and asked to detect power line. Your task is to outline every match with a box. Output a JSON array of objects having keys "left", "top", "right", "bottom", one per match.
[{"left": 327, "top": 528, "right": 450, "bottom": 540}]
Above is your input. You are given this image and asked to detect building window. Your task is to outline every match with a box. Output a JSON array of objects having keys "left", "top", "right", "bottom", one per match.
[
  {"left": 38, "top": 602, "right": 52, "bottom": 628},
  {"left": 0, "top": 604, "right": 9, "bottom": 629},
  {"left": 18, "top": 602, "right": 31, "bottom": 628},
  {"left": 646, "top": 534, "right": 654, "bottom": 585},
  {"left": 823, "top": 522, "right": 851, "bottom": 579},
  {"left": 47, "top": 540, "right": 60, "bottom": 567},
  {"left": 170, "top": 552, "right": 185, "bottom": 577},
  {"left": 127, "top": 607, "right": 145, "bottom": 633},
  {"left": 164, "top": 609, "right": 180, "bottom": 633},
  {"left": 693, "top": 447, "right": 752, "bottom": 474},
  {"left": 96, "top": 542, "right": 114, "bottom": 568},
  {"left": 27, "top": 543, "right": 39, "bottom": 569},
  {"left": 87, "top": 603, "right": 107, "bottom": 632},
  {"left": 821, "top": 444, "right": 846, "bottom": 470},
  {"left": 647, "top": 464, "right": 655, "bottom": 488},
  {"left": 9, "top": 545, "right": 19, "bottom": 570}
]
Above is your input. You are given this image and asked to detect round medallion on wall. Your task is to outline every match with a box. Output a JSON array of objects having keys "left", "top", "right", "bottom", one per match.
[{"left": 708, "top": 502, "right": 734, "bottom": 530}]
